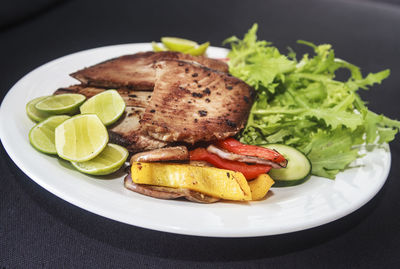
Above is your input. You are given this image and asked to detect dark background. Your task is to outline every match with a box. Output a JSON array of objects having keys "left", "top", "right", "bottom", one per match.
[{"left": 1, "top": 0, "right": 400, "bottom": 268}]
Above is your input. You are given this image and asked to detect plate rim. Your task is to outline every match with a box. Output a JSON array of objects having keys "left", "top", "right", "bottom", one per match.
[{"left": 0, "top": 43, "right": 392, "bottom": 237}]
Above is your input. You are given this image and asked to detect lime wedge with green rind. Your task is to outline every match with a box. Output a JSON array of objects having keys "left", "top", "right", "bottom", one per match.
[
  {"left": 184, "top": 42, "right": 210, "bottom": 56},
  {"left": 29, "top": 115, "right": 71, "bottom": 154},
  {"left": 161, "top": 37, "right": 198, "bottom": 52},
  {"left": 55, "top": 114, "right": 108, "bottom": 162},
  {"left": 35, "top": 94, "right": 86, "bottom": 115},
  {"left": 71, "top": 143, "right": 128, "bottom": 175},
  {"left": 152, "top": 42, "right": 166, "bottom": 52},
  {"left": 26, "top": 96, "right": 52, "bottom": 122},
  {"left": 79, "top": 90, "right": 126, "bottom": 126}
]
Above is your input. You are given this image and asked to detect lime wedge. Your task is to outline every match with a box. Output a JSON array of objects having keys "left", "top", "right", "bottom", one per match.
[
  {"left": 26, "top": 96, "right": 52, "bottom": 122},
  {"left": 79, "top": 90, "right": 126, "bottom": 126},
  {"left": 161, "top": 37, "right": 198, "bottom": 52},
  {"left": 35, "top": 94, "right": 86, "bottom": 115},
  {"left": 55, "top": 114, "right": 108, "bottom": 162},
  {"left": 29, "top": 115, "right": 71, "bottom": 154},
  {"left": 71, "top": 143, "right": 128, "bottom": 175},
  {"left": 184, "top": 42, "right": 210, "bottom": 56},
  {"left": 152, "top": 41, "right": 166, "bottom": 52}
]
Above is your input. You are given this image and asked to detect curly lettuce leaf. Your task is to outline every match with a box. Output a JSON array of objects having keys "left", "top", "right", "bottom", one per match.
[{"left": 226, "top": 23, "right": 399, "bottom": 178}]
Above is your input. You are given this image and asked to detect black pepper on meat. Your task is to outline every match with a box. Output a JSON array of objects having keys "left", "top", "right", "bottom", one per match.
[
  {"left": 192, "top": 92, "right": 203, "bottom": 98},
  {"left": 226, "top": 119, "right": 237, "bottom": 128},
  {"left": 198, "top": 110, "right": 208, "bottom": 117},
  {"left": 202, "top": 88, "right": 211, "bottom": 95}
]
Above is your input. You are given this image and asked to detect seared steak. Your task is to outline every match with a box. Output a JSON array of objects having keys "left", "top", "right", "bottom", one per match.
[
  {"left": 54, "top": 52, "right": 253, "bottom": 153},
  {"left": 140, "top": 60, "right": 255, "bottom": 144},
  {"left": 70, "top": 51, "right": 229, "bottom": 90}
]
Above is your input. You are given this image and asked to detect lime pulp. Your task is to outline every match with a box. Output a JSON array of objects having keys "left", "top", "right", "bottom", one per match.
[
  {"left": 29, "top": 115, "right": 71, "bottom": 154},
  {"left": 35, "top": 93, "right": 86, "bottom": 115},
  {"left": 161, "top": 37, "right": 198, "bottom": 52},
  {"left": 71, "top": 143, "right": 128, "bottom": 175},
  {"left": 79, "top": 90, "right": 126, "bottom": 126},
  {"left": 26, "top": 96, "right": 52, "bottom": 122},
  {"left": 55, "top": 114, "right": 108, "bottom": 162}
]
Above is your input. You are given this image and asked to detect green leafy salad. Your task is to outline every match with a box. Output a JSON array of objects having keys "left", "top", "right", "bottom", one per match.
[{"left": 223, "top": 23, "right": 400, "bottom": 179}]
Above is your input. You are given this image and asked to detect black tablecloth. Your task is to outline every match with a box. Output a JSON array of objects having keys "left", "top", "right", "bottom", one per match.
[{"left": 1, "top": 0, "right": 400, "bottom": 268}]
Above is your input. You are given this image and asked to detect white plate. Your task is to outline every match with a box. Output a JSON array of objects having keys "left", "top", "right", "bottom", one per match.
[{"left": 0, "top": 44, "right": 391, "bottom": 237}]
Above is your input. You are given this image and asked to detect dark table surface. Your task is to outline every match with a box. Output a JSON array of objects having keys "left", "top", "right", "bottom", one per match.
[{"left": 1, "top": 0, "right": 400, "bottom": 268}]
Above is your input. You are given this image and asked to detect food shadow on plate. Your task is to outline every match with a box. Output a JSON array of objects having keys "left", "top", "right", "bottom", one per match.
[{"left": 6, "top": 145, "right": 388, "bottom": 262}]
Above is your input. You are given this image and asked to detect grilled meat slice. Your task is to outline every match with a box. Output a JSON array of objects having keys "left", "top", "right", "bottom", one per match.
[
  {"left": 140, "top": 60, "right": 255, "bottom": 144},
  {"left": 54, "top": 85, "right": 152, "bottom": 108},
  {"left": 55, "top": 85, "right": 104, "bottom": 97},
  {"left": 127, "top": 131, "right": 169, "bottom": 153},
  {"left": 108, "top": 109, "right": 169, "bottom": 153},
  {"left": 124, "top": 174, "right": 220, "bottom": 203},
  {"left": 70, "top": 51, "right": 229, "bottom": 90},
  {"left": 54, "top": 85, "right": 168, "bottom": 153}
]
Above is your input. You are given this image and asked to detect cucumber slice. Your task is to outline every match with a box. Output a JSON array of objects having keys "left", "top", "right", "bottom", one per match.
[{"left": 261, "top": 144, "right": 311, "bottom": 187}]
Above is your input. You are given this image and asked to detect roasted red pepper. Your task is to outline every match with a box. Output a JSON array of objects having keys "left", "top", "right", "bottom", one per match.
[
  {"left": 189, "top": 148, "right": 271, "bottom": 180},
  {"left": 215, "top": 138, "right": 287, "bottom": 165}
]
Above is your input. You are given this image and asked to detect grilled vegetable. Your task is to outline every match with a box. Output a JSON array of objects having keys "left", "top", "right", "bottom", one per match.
[
  {"left": 130, "top": 162, "right": 252, "bottom": 201},
  {"left": 262, "top": 144, "right": 311, "bottom": 187},
  {"left": 215, "top": 138, "right": 287, "bottom": 167},
  {"left": 248, "top": 174, "right": 275, "bottom": 200},
  {"left": 189, "top": 148, "right": 271, "bottom": 180}
]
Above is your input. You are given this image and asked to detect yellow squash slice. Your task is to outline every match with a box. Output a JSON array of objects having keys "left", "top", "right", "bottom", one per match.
[
  {"left": 130, "top": 162, "right": 252, "bottom": 201},
  {"left": 248, "top": 174, "right": 275, "bottom": 200}
]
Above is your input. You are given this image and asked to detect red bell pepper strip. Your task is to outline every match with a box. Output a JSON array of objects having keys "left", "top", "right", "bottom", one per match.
[
  {"left": 189, "top": 148, "right": 271, "bottom": 180},
  {"left": 215, "top": 138, "right": 287, "bottom": 166}
]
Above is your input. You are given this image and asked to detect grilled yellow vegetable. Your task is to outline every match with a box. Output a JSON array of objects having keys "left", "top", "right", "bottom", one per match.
[
  {"left": 248, "top": 174, "right": 275, "bottom": 200},
  {"left": 130, "top": 162, "right": 252, "bottom": 201}
]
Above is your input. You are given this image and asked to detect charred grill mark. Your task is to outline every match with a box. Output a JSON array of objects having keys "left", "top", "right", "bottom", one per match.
[
  {"left": 226, "top": 119, "right": 237, "bottom": 128},
  {"left": 179, "top": 86, "right": 191, "bottom": 94},
  {"left": 192, "top": 92, "right": 203, "bottom": 98},
  {"left": 202, "top": 88, "right": 211, "bottom": 95},
  {"left": 198, "top": 110, "right": 208, "bottom": 117},
  {"left": 243, "top": 96, "right": 250, "bottom": 104},
  {"left": 192, "top": 73, "right": 198, "bottom": 77},
  {"left": 205, "top": 98, "right": 211, "bottom": 103},
  {"left": 57, "top": 88, "right": 75, "bottom": 93}
]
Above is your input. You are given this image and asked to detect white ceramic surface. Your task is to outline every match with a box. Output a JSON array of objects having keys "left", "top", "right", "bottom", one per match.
[{"left": 0, "top": 44, "right": 391, "bottom": 237}]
